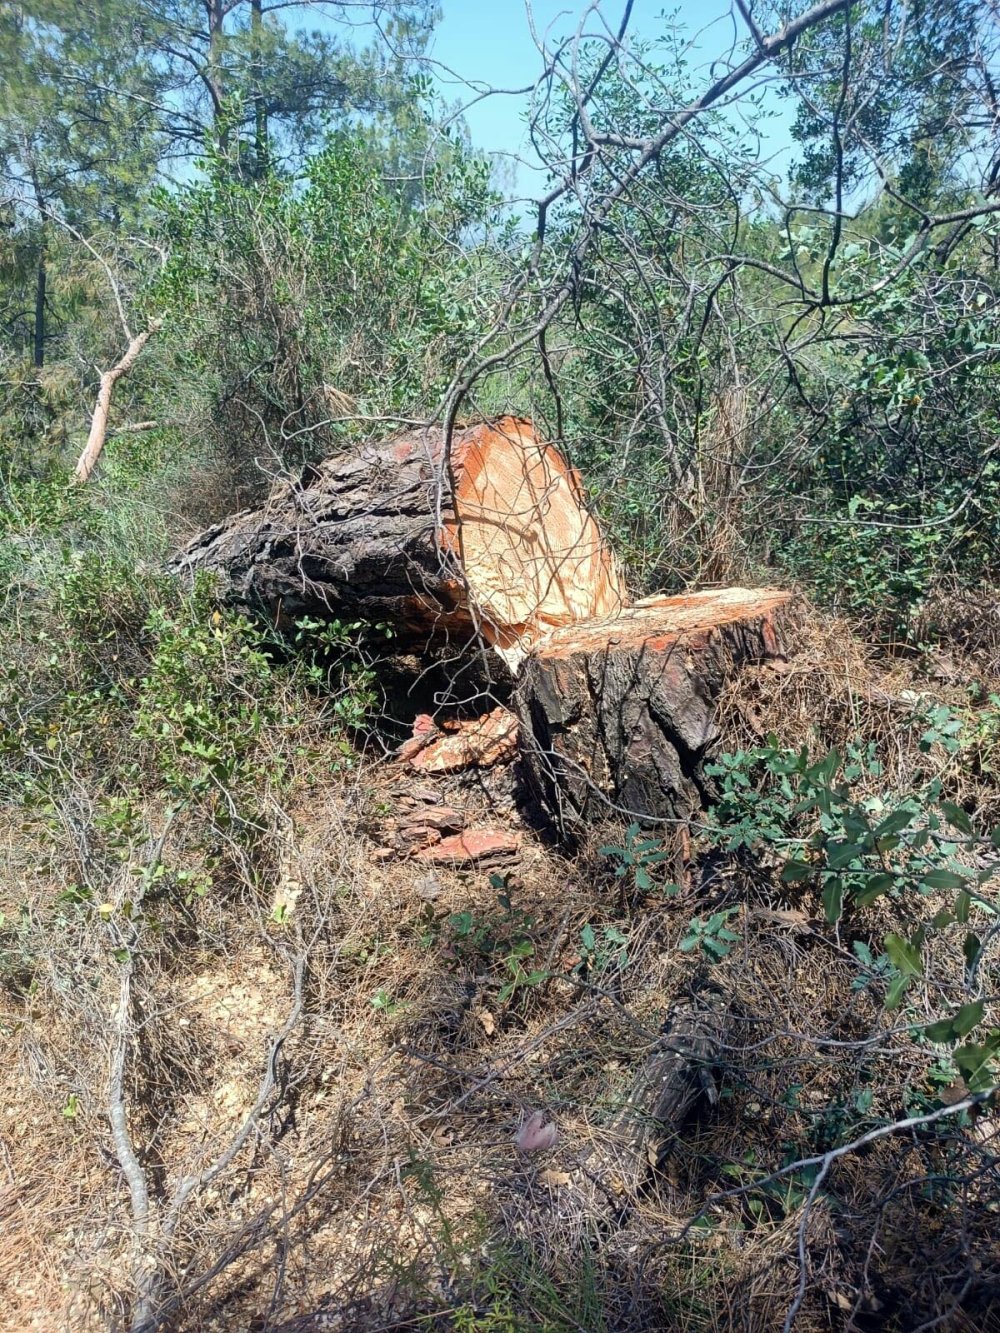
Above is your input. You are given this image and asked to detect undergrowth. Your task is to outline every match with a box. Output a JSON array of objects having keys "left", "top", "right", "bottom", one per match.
[{"left": 1, "top": 470, "right": 1000, "bottom": 1332}]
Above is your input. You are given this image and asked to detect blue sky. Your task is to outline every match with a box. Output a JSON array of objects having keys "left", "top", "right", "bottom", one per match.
[{"left": 426, "top": 1, "right": 798, "bottom": 191}]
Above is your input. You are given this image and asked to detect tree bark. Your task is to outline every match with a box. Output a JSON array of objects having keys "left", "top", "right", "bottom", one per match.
[
  {"left": 170, "top": 417, "right": 626, "bottom": 657},
  {"left": 579, "top": 981, "right": 731, "bottom": 1207},
  {"left": 33, "top": 249, "right": 46, "bottom": 368},
  {"left": 514, "top": 588, "right": 798, "bottom": 833},
  {"left": 208, "top": 0, "right": 227, "bottom": 152},
  {"left": 74, "top": 321, "right": 161, "bottom": 483},
  {"left": 251, "top": 0, "right": 268, "bottom": 175}
]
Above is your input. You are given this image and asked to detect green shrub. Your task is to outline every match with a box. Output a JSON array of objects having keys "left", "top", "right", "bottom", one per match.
[{"left": 705, "top": 733, "right": 1000, "bottom": 1091}]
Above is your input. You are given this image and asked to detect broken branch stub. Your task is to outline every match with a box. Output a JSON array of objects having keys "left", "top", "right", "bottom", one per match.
[{"left": 74, "top": 320, "right": 162, "bottom": 484}]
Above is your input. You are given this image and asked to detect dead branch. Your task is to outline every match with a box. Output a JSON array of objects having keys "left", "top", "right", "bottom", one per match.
[{"left": 74, "top": 320, "right": 163, "bottom": 484}]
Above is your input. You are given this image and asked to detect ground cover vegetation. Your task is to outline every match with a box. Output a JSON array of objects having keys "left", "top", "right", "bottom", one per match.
[{"left": 2, "top": 0, "right": 1000, "bottom": 1328}]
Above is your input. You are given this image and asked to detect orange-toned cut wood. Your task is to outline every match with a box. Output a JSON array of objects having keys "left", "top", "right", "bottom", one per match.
[
  {"left": 446, "top": 417, "right": 626, "bottom": 658},
  {"left": 171, "top": 417, "right": 624, "bottom": 665},
  {"left": 533, "top": 588, "right": 792, "bottom": 659}
]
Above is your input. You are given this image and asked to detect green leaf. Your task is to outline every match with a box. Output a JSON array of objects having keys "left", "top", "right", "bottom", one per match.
[
  {"left": 702, "top": 936, "right": 731, "bottom": 958},
  {"left": 963, "top": 932, "right": 982, "bottom": 970},
  {"left": 874, "top": 809, "right": 915, "bottom": 838},
  {"left": 884, "top": 974, "right": 911, "bottom": 1010},
  {"left": 920, "top": 869, "right": 969, "bottom": 892},
  {"left": 924, "top": 1017, "right": 956, "bottom": 1043},
  {"left": 827, "top": 841, "right": 865, "bottom": 870},
  {"left": 875, "top": 836, "right": 901, "bottom": 855},
  {"left": 812, "top": 749, "right": 841, "bottom": 783},
  {"left": 780, "top": 859, "right": 813, "bottom": 883},
  {"left": 634, "top": 838, "right": 661, "bottom": 855},
  {"left": 884, "top": 932, "right": 923, "bottom": 977},
  {"left": 855, "top": 872, "right": 896, "bottom": 906},
  {"left": 852, "top": 940, "right": 874, "bottom": 967},
  {"left": 954, "top": 1032, "right": 1000, "bottom": 1091},
  {"left": 953, "top": 1001, "right": 986, "bottom": 1037},
  {"left": 940, "top": 801, "right": 973, "bottom": 835},
  {"left": 822, "top": 877, "right": 844, "bottom": 923}
]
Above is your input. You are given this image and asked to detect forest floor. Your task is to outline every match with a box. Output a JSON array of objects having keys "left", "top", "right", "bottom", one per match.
[{"left": 2, "top": 601, "right": 1000, "bottom": 1332}]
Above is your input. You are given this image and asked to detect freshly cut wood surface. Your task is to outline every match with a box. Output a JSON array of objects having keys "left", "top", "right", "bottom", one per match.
[
  {"left": 170, "top": 417, "right": 624, "bottom": 660},
  {"left": 515, "top": 588, "right": 797, "bottom": 831},
  {"left": 445, "top": 418, "right": 625, "bottom": 655}
]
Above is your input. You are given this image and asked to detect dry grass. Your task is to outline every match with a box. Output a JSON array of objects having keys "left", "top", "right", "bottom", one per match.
[{"left": 2, "top": 603, "right": 1000, "bottom": 1332}]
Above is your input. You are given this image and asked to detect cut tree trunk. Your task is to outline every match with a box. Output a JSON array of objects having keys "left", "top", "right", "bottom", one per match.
[
  {"left": 171, "top": 417, "right": 626, "bottom": 659},
  {"left": 173, "top": 419, "right": 800, "bottom": 835},
  {"left": 574, "top": 981, "right": 732, "bottom": 1213},
  {"left": 514, "top": 588, "right": 797, "bottom": 832}
]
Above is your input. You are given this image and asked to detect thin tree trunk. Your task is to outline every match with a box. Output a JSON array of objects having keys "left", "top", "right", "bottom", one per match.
[
  {"left": 33, "top": 251, "right": 46, "bottom": 368},
  {"left": 74, "top": 322, "right": 161, "bottom": 483},
  {"left": 252, "top": 0, "right": 269, "bottom": 174},
  {"left": 208, "top": 0, "right": 228, "bottom": 153}
]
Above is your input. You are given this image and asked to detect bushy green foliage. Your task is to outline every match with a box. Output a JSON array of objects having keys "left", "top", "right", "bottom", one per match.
[
  {"left": 598, "top": 822, "right": 676, "bottom": 895},
  {"left": 0, "top": 481, "right": 379, "bottom": 825},
  {"left": 148, "top": 125, "right": 505, "bottom": 495},
  {"left": 773, "top": 220, "right": 1000, "bottom": 629},
  {"left": 705, "top": 729, "right": 1000, "bottom": 1091},
  {"left": 437, "top": 875, "right": 549, "bottom": 1007}
]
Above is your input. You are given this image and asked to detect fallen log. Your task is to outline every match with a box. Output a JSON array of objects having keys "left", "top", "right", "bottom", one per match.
[
  {"left": 514, "top": 588, "right": 797, "bottom": 831},
  {"left": 170, "top": 417, "right": 625, "bottom": 659}
]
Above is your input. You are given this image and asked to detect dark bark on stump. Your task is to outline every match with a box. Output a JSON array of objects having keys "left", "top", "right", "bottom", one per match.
[{"left": 514, "top": 588, "right": 797, "bottom": 833}]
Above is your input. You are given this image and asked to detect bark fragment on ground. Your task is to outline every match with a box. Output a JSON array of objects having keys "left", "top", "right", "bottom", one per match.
[
  {"left": 414, "top": 829, "right": 522, "bottom": 868},
  {"left": 398, "top": 706, "right": 519, "bottom": 774}
]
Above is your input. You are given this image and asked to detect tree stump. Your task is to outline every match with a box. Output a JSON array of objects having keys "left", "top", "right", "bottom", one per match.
[
  {"left": 514, "top": 588, "right": 797, "bottom": 832},
  {"left": 578, "top": 980, "right": 731, "bottom": 1208},
  {"left": 170, "top": 417, "right": 625, "bottom": 659}
]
